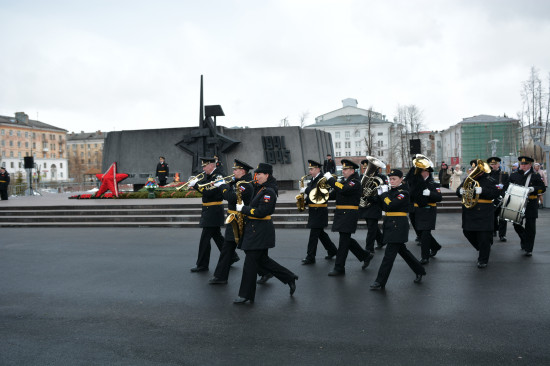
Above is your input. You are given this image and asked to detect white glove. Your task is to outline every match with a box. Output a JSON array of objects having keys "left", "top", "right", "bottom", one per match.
[
  {"left": 323, "top": 172, "right": 333, "bottom": 180},
  {"left": 475, "top": 187, "right": 482, "bottom": 194},
  {"left": 459, "top": 188, "right": 465, "bottom": 195},
  {"left": 300, "top": 187, "right": 306, "bottom": 194},
  {"left": 214, "top": 180, "right": 224, "bottom": 187},
  {"left": 528, "top": 187, "right": 535, "bottom": 193},
  {"left": 422, "top": 189, "right": 430, "bottom": 196},
  {"left": 188, "top": 178, "right": 199, "bottom": 187},
  {"left": 380, "top": 184, "right": 389, "bottom": 193},
  {"left": 236, "top": 203, "right": 244, "bottom": 212}
]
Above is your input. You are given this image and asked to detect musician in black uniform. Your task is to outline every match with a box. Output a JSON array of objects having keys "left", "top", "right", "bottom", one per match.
[
  {"left": 404, "top": 156, "right": 422, "bottom": 244},
  {"left": 456, "top": 161, "right": 500, "bottom": 268},
  {"left": 188, "top": 157, "right": 227, "bottom": 272},
  {"left": 323, "top": 159, "right": 371, "bottom": 276},
  {"left": 509, "top": 156, "right": 546, "bottom": 256},
  {"left": 233, "top": 163, "right": 298, "bottom": 304},
  {"left": 0, "top": 166, "right": 10, "bottom": 200},
  {"left": 369, "top": 169, "right": 426, "bottom": 290},
  {"left": 358, "top": 159, "right": 386, "bottom": 254},
  {"left": 208, "top": 159, "right": 255, "bottom": 284},
  {"left": 487, "top": 157, "right": 509, "bottom": 242},
  {"left": 407, "top": 165, "right": 443, "bottom": 264},
  {"left": 300, "top": 160, "right": 338, "bottom": 264},
  {"left": 155, "top": 156, "right": 169, "bottom": 186}
]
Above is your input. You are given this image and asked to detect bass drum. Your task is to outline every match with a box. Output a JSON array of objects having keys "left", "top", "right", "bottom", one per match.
[{"left": 499, "top": 183, "right": 529, "bottom": 224}]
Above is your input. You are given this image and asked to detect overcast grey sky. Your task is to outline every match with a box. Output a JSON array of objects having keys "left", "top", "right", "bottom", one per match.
[{"left": 1, "top": 0, "right": 549, "bottom": 133}]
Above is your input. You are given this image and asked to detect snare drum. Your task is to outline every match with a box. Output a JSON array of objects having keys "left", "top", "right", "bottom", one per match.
[{"left": 499, "top": 183, "right": 529, "bottom": 224}]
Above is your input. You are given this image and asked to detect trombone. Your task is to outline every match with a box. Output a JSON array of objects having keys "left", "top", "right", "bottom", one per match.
[
  {"left": 197, "top": 174, "right": 236, "bottom": 190},
  {"left": 176, "top": 172, "right": 205, "bottom": 191}
]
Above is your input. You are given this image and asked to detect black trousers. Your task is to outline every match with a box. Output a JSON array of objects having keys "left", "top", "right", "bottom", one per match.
[
  {"left": 463, "top": 230, "right": 492, "bottom": 264},
  {"left": 159, "top": 178, "right": 167, "bottom": 186},
  {"left": 514, "top": 217, "right": 537, "bottom": 252},
  {"left": 213, "top": 240, "right": 237, "bottom": 280},
  {"left": 365, "top": 218, "right": 383, "bottom": 253},
  {"left": 305, "top": 228, "right": 337, "bottom": 261},
  {"left": 374, "top": 243, "right": 425, "bottom": 286},
  {"left": 493, "top": 210, "right": 507, "bottom": 237},
  {"left": 196, "top": 226, "right": 224, "bottom": 268},
  {"left": 334, "top": 232, "right": 368, "bottom": 272},
  {"left": 0, "top": 188, "right": 7, "bottom": 200},
  {"left": 419, "top": 230, "right": 441, "bottom": 260},
  {"left": 238, "top": 249, "right": 295, "bottom": 301},
  {"left": 409, "top": 212, "right": 421, "bottom": 239}
]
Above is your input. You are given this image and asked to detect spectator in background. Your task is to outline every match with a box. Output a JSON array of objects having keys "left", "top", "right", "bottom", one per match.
[
  {"left": 323, "top": 154, "right": 336, "bottom": 174},
  {"left": 534, "top": 163, "right": 547, "bottom": 208},
  {"left": 0, "top": 166, "right": 10, "bottom": 200},
  {"left": 438, "top": 162, "right": 450, "bottom": 188},
  {"left": 449, "top": 164, "right": 463, "bottom": 191},
  {"left": 511, "top": 162, "right": 519, "bottom": 173}
]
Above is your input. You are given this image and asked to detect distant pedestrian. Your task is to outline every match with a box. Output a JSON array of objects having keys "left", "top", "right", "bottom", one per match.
[
  {"left": 438, "top": 162, "right": 450, "bottom": 188},
  {"left": 323, "top": 154, "right": 336, "bottom": 174},
  {"left": 156, "top": 157, "right": 169, "bottom": 186},
  {"left": 449, "top": 164, "right": 463, "bottom": 191},
  {"left": 0, "top": 166, "right": 10, "bottom": 200}
]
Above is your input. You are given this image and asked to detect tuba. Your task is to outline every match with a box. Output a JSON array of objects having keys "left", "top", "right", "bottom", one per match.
[
  {"left": 359, "top": 156, "right": 386, "bottom": 208},
  {"left": 176, "top": 172, "right": 205, "bottom": 191},
  {"left": 309, "top": 174, "right": 336, "bottom": 204},
  {"left": 413, "top": 154, "right": 433, "bottom": 175},
  {"left": 296, "top": 175, "right": 307, "bottom": 211},
  {"left": 461, "top": 159, "right": 491, "bottom": 209}
]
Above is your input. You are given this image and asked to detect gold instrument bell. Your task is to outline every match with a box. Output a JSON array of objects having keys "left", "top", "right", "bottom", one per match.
[
  {"left": 413, "top": 154, "right": 433, "bottom": 173},
  {"left": 461, "top": 159, "right": 491, "bottom": 208}
]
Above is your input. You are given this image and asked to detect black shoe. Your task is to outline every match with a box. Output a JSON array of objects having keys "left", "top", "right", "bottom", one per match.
[
  {"left": 256, "top": 273, "right": 273, "bottom": 284},
  {"left": 375, "top": 244, "right": 385, "bottom": 250},
  {"left": 414, "top": 274, "right": 423, "bottom": 283},
  {"left": 208, "top": 277, "right": 227, "bottom": 284},
  {"left": 429, "top": 246, "right": 441, "bottom": 257},
  {"left": 477, "top": 262, "right": 487, "bottom": 269},
  {"left": 362, "top": 253, "right": 374, "bottom": 269},
  {"left": 325, "top": 254, "right": 336, "bottom": 260},
  {"left": 420, "top": 258, "right": 429, "bottom": 265},
  {"left": 288, "top": 275, "right": 298, "bottom": 295},
  {"left": 328, "top": 270, "right": 345, "bottom": 276},
  {"left": 370, "top": 282, "right": 384, "bottom": 290},
  {"left": 231, "top": 255, "right": 240, "bottom": 264},
  {"left": 499, "top": 236, "right": 507, "bottom": 242},
  {"left": 233, "top": 297, "right": 253, "bottom": 304},
  {"left": 525, "top": 251, "right": 532, "bottom": 257},
  {"left": 190, "top": 266, "right": 208, "bottom": 272},
  {"left": 301, "top": 258, "right": 315, "bottom": 265}
]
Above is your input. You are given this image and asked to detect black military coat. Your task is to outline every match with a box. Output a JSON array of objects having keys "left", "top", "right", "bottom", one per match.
[
  {"left": 409, "top": 175, "right": 442, "bottom": 231},
  {"left": 155, "top": 162, "right": 169, "bottom": 181},
  {"left": 220, "top": 173, "right": 254, "bottom": 241},
  {"left": 240, "top": 176, "right": 278, "bottom": 250},
  {"left": 304, "top": 173, "right": 329, "bottom": 228},
  {"left": 195, "top": 167, "right": 225, "bottom": 227},
  {"left": 456, "top": 173, "right": 500, "bottom": 231},
  {"left": 327, "top": 171, "right": 361, "bottom": 234},
  {"left": 0, "top": 170, "right": 10, "bottom": 189},
  {"left": 378, "top": 184, "right": 410, "bottom": 244},
  {"left": 489, "top": 169, "right": 509, "bottom": 206},
  {"left": 358, "top": 173, "right": 387, "bottom": 220},
  {"left": 509, "top": 169, "right": 546, "bottom": 219}
]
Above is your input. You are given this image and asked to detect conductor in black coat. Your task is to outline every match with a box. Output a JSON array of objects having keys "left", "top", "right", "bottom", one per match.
[
  {"left": 188, "top": 157, "right": 226, "bottom": 272},
  {"left": 155, "top": 157, "right": 169, "bottom": 186},
  {"left": 456, "top": 162, "right": 500, "bottom": 268},
  {"left": 358, "top": 159, "right": 386, "bottom": 254},
  {"left": 208, "top": 159, "right": 255, "bottom": 284},
  {"left": 369, "top": 169, "right": 426, "bottom": 290},
  {"left": 323, "top": 159, "right": 370, "bottom": 276},
  {"left": 509, "top": 156, "right": 546, "bottom": 256},
  {"left": 233, "top": 163, "right": 298, "bottom": 304},
  {"left": 301, "top": 160, "right": 338, "bottom": 264},
  {"left": 407, "top": 165, "right": 443, "bottom": 263},
  {"left": 488, "top": 157, "right": 509, "bottom": 242}
]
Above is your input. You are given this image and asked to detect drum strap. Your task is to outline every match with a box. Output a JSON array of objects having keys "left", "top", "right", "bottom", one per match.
[{"left": 524, "top": 173, "right": 532, "bottom": 188}]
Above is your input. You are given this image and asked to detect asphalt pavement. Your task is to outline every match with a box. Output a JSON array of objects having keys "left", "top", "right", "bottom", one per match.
[{"left": 1, "top": 210, "right": 549, "bottom": 365}]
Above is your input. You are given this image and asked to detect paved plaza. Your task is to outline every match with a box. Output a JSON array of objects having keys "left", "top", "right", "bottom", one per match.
[{"left": 1, "top": 210, "right": 549, "bottom": 365}]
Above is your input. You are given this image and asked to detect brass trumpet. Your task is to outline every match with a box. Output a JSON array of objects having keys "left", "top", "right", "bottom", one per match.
[
  {"left": 197, "top": 174, "right": 235, "bottom": 190},
  {"left": 176, "top": 172, "right": 205, "bottom": 191}
]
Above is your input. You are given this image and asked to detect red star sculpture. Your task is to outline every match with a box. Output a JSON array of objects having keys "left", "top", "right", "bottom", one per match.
[{"left": 95, "top": 162, "right": 129, "bottom": 198}]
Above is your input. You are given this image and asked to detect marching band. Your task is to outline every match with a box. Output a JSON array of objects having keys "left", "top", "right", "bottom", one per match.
[{"left": 180, "top": 154, "right": 545, "bottom": 303}]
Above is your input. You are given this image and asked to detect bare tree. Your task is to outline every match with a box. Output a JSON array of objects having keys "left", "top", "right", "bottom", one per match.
[
  {"left": 299, "top": 111, "right": 309, "bottom": 128},
  {"left": 520, "top": 66, "right": 545, "bottom": 160},
  {"left": 394, "top": 104, "right": 425, "bottom": 166},
  {"left": 363, "top": 107, "right": 376, "bottom": 156},
  {"left": 279, "top": 116, "right": 290, "bottom": 127}
]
